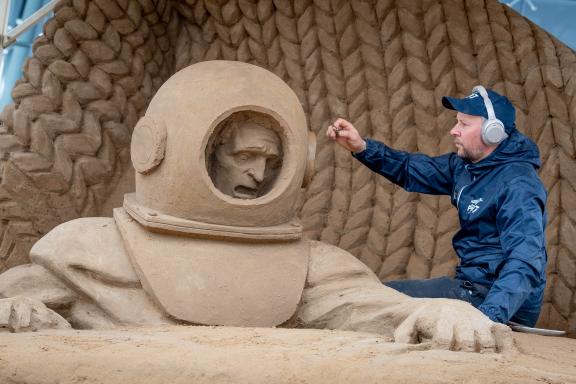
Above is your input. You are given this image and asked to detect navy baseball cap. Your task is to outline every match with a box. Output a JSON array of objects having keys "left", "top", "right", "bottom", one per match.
[{"left": 442, "top": 88, "right": 516, "bottom": 133}]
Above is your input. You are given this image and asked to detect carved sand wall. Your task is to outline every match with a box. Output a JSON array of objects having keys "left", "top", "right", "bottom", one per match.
[{"left": 0, "top": 0, "right": 574, "bottom": 331}]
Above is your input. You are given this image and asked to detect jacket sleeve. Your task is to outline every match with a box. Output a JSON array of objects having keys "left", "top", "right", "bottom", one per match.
[
  {"left": 478, "top": 177, "right": 547, "bottom": 324},
  {"left": 352, "top": 138, "right": 455, "bottom": 195}
]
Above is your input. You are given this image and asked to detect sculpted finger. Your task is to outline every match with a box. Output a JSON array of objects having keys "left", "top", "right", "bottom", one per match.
[
  {"left": 431, "top": 320, "right": 455, "bottom": 350},
  {"left": 393, "top": 313, "right": 419, "bottom": 344},
  {"left": 31, "top": 305, "right": 71, "bottom": 330},
  {"left": 10, "top": 299, "right": 32, "bottom": 332},
  {"left": 50, "top": 311, "right": 72, "bottom": 329},
  {"left": 453, "top": 322, "right": 476, "bottom": 352},
  {"left": 493, "top": 323, "right": 516, "bottom": 354},
  {"left": 0, "top": 299, "right": 12, "bottom": 328},
  {"left": 474, "top": 325, "right": 496, "bottom": 352}
]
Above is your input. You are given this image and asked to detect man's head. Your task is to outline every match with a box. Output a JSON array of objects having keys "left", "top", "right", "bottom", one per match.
[
  {"left": 442, "top": 87, "right": 515, "bottom": 163},
  {"left": 210, "top": 120, "right": 282, "bottom": 199},
  {"left": 449, "top": 112, "right": 491, "bottom": 162}
]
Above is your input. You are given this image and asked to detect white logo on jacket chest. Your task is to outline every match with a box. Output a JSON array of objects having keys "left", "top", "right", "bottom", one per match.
[{"left": 466, "top": 198, "right": 483, "bottom": 214}]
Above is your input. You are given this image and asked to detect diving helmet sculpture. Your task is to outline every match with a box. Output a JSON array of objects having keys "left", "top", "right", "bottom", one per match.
[
  {"left": 0, "top": 62, "right": 510, "bottom": 353},
  {"left": 120, "top": 60, "right": 315, "bottom": 326}
]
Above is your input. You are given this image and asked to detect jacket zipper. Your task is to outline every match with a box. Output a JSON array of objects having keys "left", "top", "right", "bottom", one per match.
[
  {"left": 457, "top": 184, "right": 468, "bottom": 210},
  {"left": 457, "top": 165, "right": 472, "bottom": 210}
]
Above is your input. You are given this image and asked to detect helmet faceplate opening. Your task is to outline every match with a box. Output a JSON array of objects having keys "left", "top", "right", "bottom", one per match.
[{"left": 205, "top": 110, "right": 285, "bottom": 201}]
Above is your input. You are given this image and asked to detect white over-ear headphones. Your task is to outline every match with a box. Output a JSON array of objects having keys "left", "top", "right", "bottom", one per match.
[{"left": 473, "top": 85, "right": 508, "bottom": 146}]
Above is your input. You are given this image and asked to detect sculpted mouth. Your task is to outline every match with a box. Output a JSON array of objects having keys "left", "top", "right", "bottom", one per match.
[{"left": 234, "top": 185, "right": 258, "bottom": 199}]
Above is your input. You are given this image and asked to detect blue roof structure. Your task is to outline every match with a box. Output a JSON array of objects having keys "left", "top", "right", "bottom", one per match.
[
  {"left": 502, "top": 0, "right": 576, "bottom": 51},
  {"left": 0, "top": 0, "right": 52, "bottom": 111}
]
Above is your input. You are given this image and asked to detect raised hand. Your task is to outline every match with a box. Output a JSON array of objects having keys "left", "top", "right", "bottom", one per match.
[{"left": 326, "top": 118, "right": 367, "bottom": 153}]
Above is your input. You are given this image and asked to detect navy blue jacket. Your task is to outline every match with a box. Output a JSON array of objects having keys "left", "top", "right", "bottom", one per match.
[{"left": 353, "top": 130, "right": 547, "bottom": 326}]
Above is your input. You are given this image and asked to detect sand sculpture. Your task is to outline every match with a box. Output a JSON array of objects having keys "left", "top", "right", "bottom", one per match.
[
  {"left": 0, "top": 0, "right": 574, "bottom": 332},
  {"left": 0, "top": 61, "right": 513, "bottom": 353}
]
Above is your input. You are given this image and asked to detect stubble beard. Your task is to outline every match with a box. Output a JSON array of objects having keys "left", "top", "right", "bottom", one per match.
[{"left": 455, "top": 144, "right": 484, "bottom": 162}]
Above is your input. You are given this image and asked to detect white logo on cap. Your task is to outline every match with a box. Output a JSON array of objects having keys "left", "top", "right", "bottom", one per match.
[{"left": 465, "top": 93, "right": 480, "bottom": 99}]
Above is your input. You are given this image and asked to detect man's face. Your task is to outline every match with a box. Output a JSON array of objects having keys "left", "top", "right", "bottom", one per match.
[
  {"left": 212, "top": 123, "right": 282, "bottom": 199},
  {"left": 450, "top": 112, "right": 492, "bottom": 162}
]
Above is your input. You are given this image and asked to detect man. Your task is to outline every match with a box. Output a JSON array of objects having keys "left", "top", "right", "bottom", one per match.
[
  {"left": 0, "top": 63, "right": 513, "bottom": 352},
  {"left": 327, "top": 86, "right": 547, "bottom": 327}
]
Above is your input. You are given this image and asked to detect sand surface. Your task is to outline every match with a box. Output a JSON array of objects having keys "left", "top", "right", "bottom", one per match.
[{"left": 0, "top": 326, "right": 575, "bottom": 384}]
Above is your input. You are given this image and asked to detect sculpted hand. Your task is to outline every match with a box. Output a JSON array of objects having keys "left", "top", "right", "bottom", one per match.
[
  {"left": 392, "top": 298, "right": 514, "bottom": 353},
  {"left": 326, "top": 118, "right": 366, "bottom": 153},
  {"left": 0, "top": 296, "right": 71, "bottom": 332}
]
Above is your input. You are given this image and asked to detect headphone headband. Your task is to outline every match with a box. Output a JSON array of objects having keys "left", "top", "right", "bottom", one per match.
[
  {"left": 472, "top": 85, "right": 496, "bottom": 121},
  {"left": 472, "top": 85, "right": 508, "bottom": 146}
]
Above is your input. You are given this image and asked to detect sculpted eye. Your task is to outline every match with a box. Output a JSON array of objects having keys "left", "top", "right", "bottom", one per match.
[{"left": 236, "top": 153, "right": 251, "bottom": 162}]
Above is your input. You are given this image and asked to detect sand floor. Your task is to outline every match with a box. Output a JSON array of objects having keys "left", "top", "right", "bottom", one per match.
[{"left": 0, "top": 326, "right": 575, "bottom": 383}]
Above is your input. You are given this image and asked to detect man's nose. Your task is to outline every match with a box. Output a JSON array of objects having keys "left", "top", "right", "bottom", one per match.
[{"left": 450, "top": 124, "right": 460, "bottom": 136}]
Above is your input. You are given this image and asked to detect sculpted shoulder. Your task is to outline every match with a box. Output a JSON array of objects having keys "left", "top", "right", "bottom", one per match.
[
  {"left": 307, "top": 240, "right": 381, "bottom": 286},
  {"left": 30, "top": 217, "right": 140, "bottom": 284}
]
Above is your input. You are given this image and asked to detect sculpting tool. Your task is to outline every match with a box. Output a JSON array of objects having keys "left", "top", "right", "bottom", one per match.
[{"left": 508, "top": 321, "right": 567, "bottom": 337}]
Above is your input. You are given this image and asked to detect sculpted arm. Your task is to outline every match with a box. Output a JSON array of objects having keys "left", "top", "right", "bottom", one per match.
[
  {"left": 2, "top": 218, "right": 172, "bottom": 332},
  {"left": 297, "top": 242, "right": 513, "bottom": 352}
]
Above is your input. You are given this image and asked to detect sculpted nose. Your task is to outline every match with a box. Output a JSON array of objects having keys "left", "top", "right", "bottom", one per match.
[{"left": 248, "top": 159, "right": 266, "bottom": 183}]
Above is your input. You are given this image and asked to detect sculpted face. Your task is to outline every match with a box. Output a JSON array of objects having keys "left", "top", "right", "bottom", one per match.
[{"left": 211, "top": 121, "right": 282, "bottom": 199}]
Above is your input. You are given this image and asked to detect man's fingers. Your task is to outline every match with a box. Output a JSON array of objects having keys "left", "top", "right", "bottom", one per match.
[
  {"left": 326, "top": 124, "right": 336, "bottom": 138},
  {"left": 334, "top": 129, "right": 353, "bottom": 140},
  {"left": 326, "top": 124, "right": 344, "bottom": 140},
  {"left": 329, "top": 118, "right": 356, "bottom": 136},
  {"left": 333, "top": 118, "right": 353, "bottom": 130}
]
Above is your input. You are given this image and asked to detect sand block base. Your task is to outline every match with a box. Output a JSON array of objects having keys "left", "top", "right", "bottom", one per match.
[{"left": 0, "top": 326, "right": 575, "bottom": 383}]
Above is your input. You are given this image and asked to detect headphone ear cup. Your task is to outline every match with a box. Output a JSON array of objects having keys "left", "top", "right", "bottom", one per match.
[{"left": 482, "top": 118, "right": 507, "bottom": 146}]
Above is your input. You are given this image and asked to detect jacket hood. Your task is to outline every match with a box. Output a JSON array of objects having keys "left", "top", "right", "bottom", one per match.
[{"left": 466, "top": 128, "right": 541, "bottom": 172}]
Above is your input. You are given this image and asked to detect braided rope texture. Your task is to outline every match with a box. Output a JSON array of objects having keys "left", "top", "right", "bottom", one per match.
[{"left": 0, "top": 0, "right": 574, "bottom": 331}]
